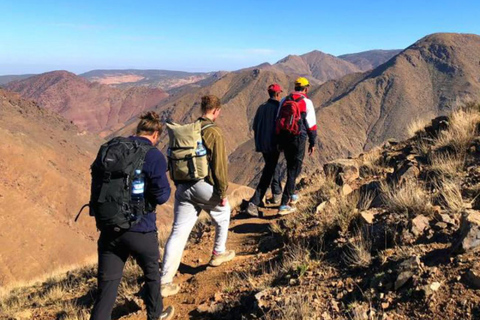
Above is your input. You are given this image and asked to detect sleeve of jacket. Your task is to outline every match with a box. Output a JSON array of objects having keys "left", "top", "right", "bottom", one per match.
[
  {"left": 304, "top": 98, "right": 318, "bottom": 146},
  {"left": 144, "top": 149, "right": 171, "bottom": 205},
  {"left": 209, "top": 128, "right": 229, "bottom": 198}
]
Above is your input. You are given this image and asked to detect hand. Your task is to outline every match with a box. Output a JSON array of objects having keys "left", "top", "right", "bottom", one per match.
[
  {"left": 220, "top": 198, "right": 228, "bottom": 206},
  {"left": 308, "top": 145, "right": 315, "bottom": 156}
]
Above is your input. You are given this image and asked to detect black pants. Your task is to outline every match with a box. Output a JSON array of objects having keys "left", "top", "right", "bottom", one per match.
[
  {"left": 90, "top": 231, "right": 163, "bottom": 320},
  {"left": 250, "top": 151, "right": 282, "bottom": 206},
  {"left": 280, "top": 137, "right": 306, "bottom": 206}
]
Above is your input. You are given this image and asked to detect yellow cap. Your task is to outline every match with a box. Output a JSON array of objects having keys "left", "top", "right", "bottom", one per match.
[{"left": 295, "top": 77, "right": 310, "bottom": 87}]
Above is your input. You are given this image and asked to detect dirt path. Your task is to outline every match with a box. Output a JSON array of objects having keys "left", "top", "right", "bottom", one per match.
[{"left": 123, "top": 206, "right": 280, "bottom": 320}]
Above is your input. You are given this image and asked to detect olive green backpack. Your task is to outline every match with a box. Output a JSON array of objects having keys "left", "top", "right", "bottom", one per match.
[{"left": 166, "top": 120, "right": 214, "bottom": 182}]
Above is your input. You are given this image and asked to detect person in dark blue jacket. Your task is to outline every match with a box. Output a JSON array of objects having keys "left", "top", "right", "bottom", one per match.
[
  {"left": 246, "top": 84, "right": 284, "bottom": 217},
  {"left": 90, "top": 112, "right": 174, "bottom": 320}
]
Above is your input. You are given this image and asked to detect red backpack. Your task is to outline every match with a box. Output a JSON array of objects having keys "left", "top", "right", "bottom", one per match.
[{"left": 276, "top": 94, "right": 304, "bottom": 135}]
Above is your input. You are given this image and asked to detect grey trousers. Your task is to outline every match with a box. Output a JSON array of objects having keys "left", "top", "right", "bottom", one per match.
[{"left": 161, "top": 180, "right": 231, "bottom": 284}]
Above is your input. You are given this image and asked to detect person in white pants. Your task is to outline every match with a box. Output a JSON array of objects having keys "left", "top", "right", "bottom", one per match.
[{"left": 161, "top": 95, "right": 235, "bottom": 297}]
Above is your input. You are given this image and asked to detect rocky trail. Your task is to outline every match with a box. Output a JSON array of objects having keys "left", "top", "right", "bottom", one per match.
[{"left": 123, "top": 205, "right": 282, "bottom": 320}]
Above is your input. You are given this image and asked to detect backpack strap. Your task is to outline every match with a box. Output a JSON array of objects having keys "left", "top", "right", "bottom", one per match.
[{"left": 201, "top": 123, "right": 215, "bottom": 131}]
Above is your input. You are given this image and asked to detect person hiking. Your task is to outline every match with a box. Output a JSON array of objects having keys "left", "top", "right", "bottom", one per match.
[
  {"left": 276, "top": 77, "right": 317, "bottom": 215},
  {"left": 89, "top": 112, "right": 174, "bottom": 320},
  {"left": 246, "top": 83, "right": 284, "bottom": 217},
  {"left": 160, "top": 95, "right": 235, "bottom": 297}
]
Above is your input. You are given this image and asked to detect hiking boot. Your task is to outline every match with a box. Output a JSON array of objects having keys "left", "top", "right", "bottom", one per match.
[
  {"left": 209, "top": 250, "right": 235, "bottom": 267},
  {"left": 246, "top": 202, "right": 259, "bottom": 217},
  {"left": 290, "top": 194, "right": 300, "bottom": 205},
  {"left": 160, "top": 306, "right": 175, "bottom": 320},
  {"left": 161, "top": 283, "right": 180, "bottom": 297},
  {"left": 267, "top": 194, "right": 282, "bottom": 205},
  {"left": 278, "top": 205, "right": 296, "bottom": 216}
]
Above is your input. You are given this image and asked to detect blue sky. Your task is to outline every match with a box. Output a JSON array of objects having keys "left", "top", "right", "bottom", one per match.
[{"left": 1, "top": 0, "right": 479, "bottom": 75}]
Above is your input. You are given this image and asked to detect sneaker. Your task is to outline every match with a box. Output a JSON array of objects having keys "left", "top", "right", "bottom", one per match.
[
  {"left": 290, "top": 194, "right": 300, "bottom": 205},
  {"left": 161, "top": 283, "right": 180, "bottom": 297},
  {"left": 267, "top": 194, "right": 282, "bottom": 205},
  {"left": 160, "top": 306, "right": 175, "bottom": 320},
  {"left": 278, "top": 205, "right": 296, "bottom": 216},
  {"left": 246, "top": 202, "right": 259, "bottom": 217},
  {"left": 209, "top": 250, "right": 235, "bottom": 267}
]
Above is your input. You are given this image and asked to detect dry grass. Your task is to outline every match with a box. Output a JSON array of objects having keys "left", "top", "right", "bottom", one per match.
[
  {"left": 434, "top": 108, "right": 480, "bottom": 155},
  {"left": 264, "top": 294, "right": 316, "bottom": 320},
  {"left": 343, "top": 229, "right": 372, "bottom": 268},
  {"left": 429, "top": 152, "right": 465, "bottom": 179},
  {"left": 434, "top": 179, "right": 464, "bottom": 213},
  {"left": 381, "top": 180, "right": 433, "bottom": 216},
  {"left": 407, "top": 117, "right": 432, "bottom": 137},
  {"left": 324, "top": 193, "right": 361, "bottom": 233}
]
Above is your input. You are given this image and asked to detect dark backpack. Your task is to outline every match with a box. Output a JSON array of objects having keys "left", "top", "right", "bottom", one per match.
[
  {"left": 75, "top": 137, "right": 154, "bottom": 231},
  {"left": 276, "top": 95, "right": 304, "bottom": 136}
]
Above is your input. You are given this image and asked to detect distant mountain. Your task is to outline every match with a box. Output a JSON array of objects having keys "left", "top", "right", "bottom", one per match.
[
  {"left": 6, "top": 71, "right": 169, "bottom": 136},
  {"left": 0, "top": 74, "right": 35, "bottom": 85},
  {"left": 0, "top": 89, "right": 101, "bottom": 285},
  {"left": 113, "top": 33, "right": 480, "bottom": 188},
  {"left": 312, "top": 33, "right": 480, "bottom": 158},
  {"left": 271, "top": 50, "right": 362, "bottom": 83},
  {"left": 80, "top": 69, "right": 224, "bottom": 91},
  {"left": 338, "top": 49, "right": 402, "bottom": 71}
]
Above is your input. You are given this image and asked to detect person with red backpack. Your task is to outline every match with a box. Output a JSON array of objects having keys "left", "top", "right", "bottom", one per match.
[{"left": 276, "top": 77, "right": 317, "bottom": 215}]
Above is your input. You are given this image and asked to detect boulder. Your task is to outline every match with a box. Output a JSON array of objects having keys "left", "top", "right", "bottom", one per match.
[
  {"left": 389, "top": 161, "right": 420, "bottom": 184},
  {"left": 324, "top": 159, "right": 359, "bottom": 186},
  {"left": 411, "top": 215, "right": 430, "bottom": 237},
  {"left": 455, "top": 211, "right": 480, "bottom": 252},
  {"left": 395, "top": 271, "right": 414, "bottom": 290}
]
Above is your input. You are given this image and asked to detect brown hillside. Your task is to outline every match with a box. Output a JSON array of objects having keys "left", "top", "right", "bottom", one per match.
[
  {"left": 5, "top": 71, "right": 169, "bottom": 136},
  {"left": 338, "top": 49, "right": 402, "bottom": 71},
  {"left": 272, "top": 50, "right": 361, "bottom": 83},
  {"left": 0, "top": 89, "right": 102, "bottom": 286},
  {"left": 312, "top": 33, "right": 480, "bottom": 164}
]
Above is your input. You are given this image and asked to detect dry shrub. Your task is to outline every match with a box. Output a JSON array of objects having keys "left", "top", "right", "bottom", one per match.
[
  {"left": 429, "top": 152, "right": 465, "bottom": 179},
  {"left": 343, "top": 229, "right": 372, "bottom": 268},
  {"left": 407, "top": 117, "right": 432, "bottom": 137},
  {"left": 434, "top": 108, "right": 480, "bottom": 155},
  {"left": 434, "top": 179, "right": 464, "bottom": 213},
  {"left": 264, "top": 294, "right": 315, "bottom": 320},
  {"left": 324, "top": 193, "right": 361, "bottom": 233},
  {"left": 381, "top": 180, "right": 433, "bottom": 216}
]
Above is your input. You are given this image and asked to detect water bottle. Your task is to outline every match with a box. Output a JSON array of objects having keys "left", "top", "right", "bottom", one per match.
[
  {"left": 196, "top": 141, "right": 207, "bottom": 156},
  {"left": 131, "top": 169, "right": 145, "bottom": 201}
]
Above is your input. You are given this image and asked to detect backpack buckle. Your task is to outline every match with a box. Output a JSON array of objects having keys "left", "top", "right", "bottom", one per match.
[{"left": 103, "top": 172, "right": 112, "bottom": 182}]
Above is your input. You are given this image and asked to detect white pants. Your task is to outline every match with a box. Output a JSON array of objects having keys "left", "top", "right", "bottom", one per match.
[{"left": 161, "top": 180, "right": 231, "bottom": 284}]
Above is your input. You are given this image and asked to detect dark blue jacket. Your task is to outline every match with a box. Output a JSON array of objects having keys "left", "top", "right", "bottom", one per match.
[
  {"left": 252, "top": 99, "right": 280, "bottom": 153},
  {"left": 129, "top": 136, "right": 171, "bottom": 233}
]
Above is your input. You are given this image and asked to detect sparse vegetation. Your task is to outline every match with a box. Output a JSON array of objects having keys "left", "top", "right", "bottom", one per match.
[
  {"left": 343, "top": 229, "right": 372, "bottom": 268},
  {"left": 381, "top": 180, "right": 433, "bottom": 216}
]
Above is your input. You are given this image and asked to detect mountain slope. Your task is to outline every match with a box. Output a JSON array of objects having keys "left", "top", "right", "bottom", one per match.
[
  {"left": 312, "top": 33, "right": 480, "bottom": 161},
  {"left": 338, "top": 49, "right": 402, "bottom": 71},
  {"left": 5, "top": 71, "right": 169, "bottom": 136},
  {"left": 80, "top": 69, "right": 223, "bottom": 91},
  {"left": 0, "top": 74, "right": 35, "bottom": 85},
  {"left": 272, "top": 50, "right": 362, "bottom": 83},
  {"left": 0, "top": 89, "right": 102, "bottom": 286}
]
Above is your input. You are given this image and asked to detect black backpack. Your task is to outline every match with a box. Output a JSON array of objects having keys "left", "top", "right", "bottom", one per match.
[{"left": 75, "top": 137, "right": 154, "bottom": 231}]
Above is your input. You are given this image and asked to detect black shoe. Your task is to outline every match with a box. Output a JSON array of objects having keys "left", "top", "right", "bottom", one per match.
[{"left": 160, "top": 306, "right": 175, "bottom": 320}]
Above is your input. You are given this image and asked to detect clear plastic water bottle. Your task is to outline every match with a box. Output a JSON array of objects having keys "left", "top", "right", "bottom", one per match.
[
  {"left": 131, "top": 169, "right": 145, "bottom": 201},
  {"left": 196, "top": 141, "right": 207, "bottom": 156}
]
